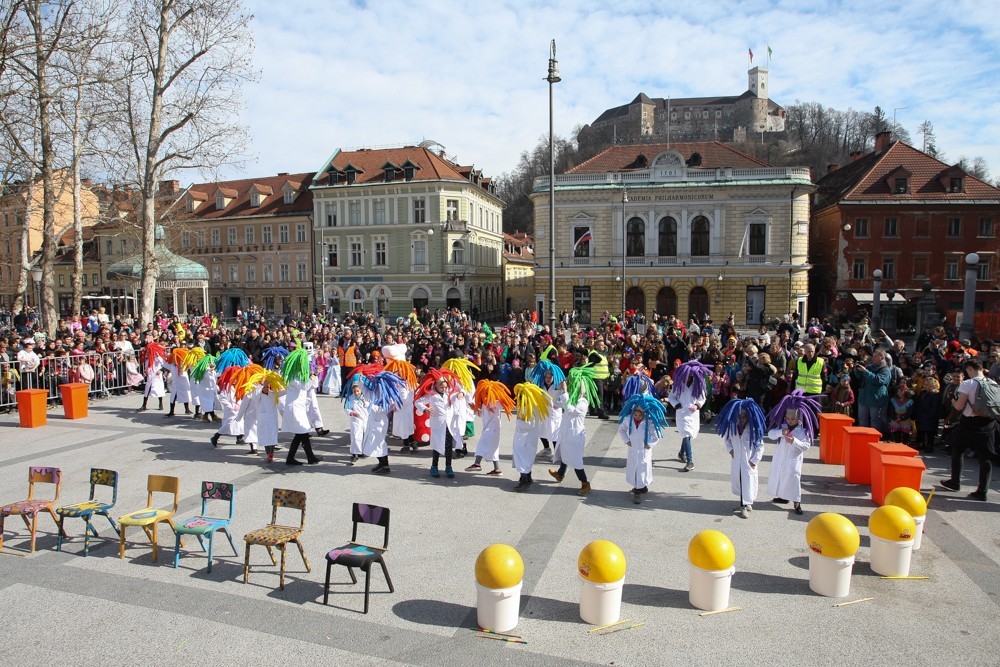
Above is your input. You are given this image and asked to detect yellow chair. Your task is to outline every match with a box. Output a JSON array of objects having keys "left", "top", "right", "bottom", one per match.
[
  {"left": 243, "top": 488, "right": 310, "bottom": 590},
  {"left": 118, "top": 475, "right": 182, "bottom": 562},
  {"left": 0, "top": 466, "right": 64, "bottom": 553}
]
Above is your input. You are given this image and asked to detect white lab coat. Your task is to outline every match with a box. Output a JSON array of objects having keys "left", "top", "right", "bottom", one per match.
[
  {"left": 281, "top": 379, "right": 312, "bottom": 435},
  {"left": 414, "top": 391, "right": 463, "bottom": 455},
  {"left": 164, "top": 362, "right": 192, "bottom": 404},
  {"left": 670, "top": 382, "right": 705, "bottom": 439},
  {"left": 306, "top": 376, "right": 324, "bottom": 429},
  {"left": 195, "top": 368, "right": 217, "bottom": 413},
  {"left": 511, "top": 417, "right": 540, "bottom": 474},
  {"left": 475, "top": 404, "right": 502, "bottom": 462},
  {"left": 555, "top": 392, "right": 588, "bottom": 470},
  {"left": 449, "top": 386, "right": 474, "bottom": 437},
  {"left": 767, "top": 425, "right": 811, "bottom": 502},
  {"left": 539, "top": 383, "right": 562, "bottom": 442},
  {"left": 346, "top": 395, "right": 370, "bottom": 456},
  {"left": 143, "top": 358, "right": 165, "bottom": 398},
  {"left": 391, "top": 385, "right": 415, "bottom": 439},
  {"left": 236, "top": 388, "right": 260, "bottom": 445},
  {"left": 362, "top": 403, "right": 391, "bottom": 458},
  {"left": 727, "top": 426, "right": 764, "bottom": 506},
  {"left": 256, "top": 390, "right": 282, "bottom": 447},
  {"left": 215, "top": 388, "right": 243, "bottom": 436},
  {"left": 619, "top": 417, "right": 660, "bottom": 489}
]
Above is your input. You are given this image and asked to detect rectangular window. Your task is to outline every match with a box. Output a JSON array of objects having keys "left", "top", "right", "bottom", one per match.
[
  {"left": 262, "top": 225, "right": 272, "bottom": 244},
  {"left": 947, "top": 218, "right": 961, "bottom": 237},
  {"left": 212, "top": 266, "right": 221, "bottom": 282},
  {"left": 228, "top": 227, "right": 237, "bottom": 246},
  {"left": 120, "top": 239, "right": 127, "bottom": 255},
  {"left": 58, "top": 274, "right": 65, "bottom": 287},
  {"left": 852, "top": 258, "right": 867, "bottom": 280},
  {"left": 82, "top": 273, "right": 87, "bottom": 286},
  {"left": 229, "top": 265, "right": 238, "bottom": 282},
  {"left": 350, "top": 240, "right": 362, "bottom": 267},
  {"left": 373, "top": 238, "right": 387, "bottom": 266},
  {"left": 246, "top": 264, "right": 256, "bottom": 282},
  {"left": 894, "top": 178, "right": 908, "bottom": 194},
  {"left": 245, "top": 226, "right": 255, "bottom": 244},
  {"left": 854, "top": 218, "right": 869, "bottom": 238},
  {"left": 748, "top": 223, "right": 766, "bottom": 255},
  {"left": 946, "top": 258, "right": 959, "bottom": 280},
  {"left": 279, "top": 263, "right": 289, "bottom": 282},
  {"left": 279, "top": 225, "right": 289, "bottom": 244},
  {"left": 297, "top": 263, "right": 307, "bottom": 282},
  {"left": 105, "top": 239, "right": 112, "bottom": 255},
  {"left": 882, "top": 258, "right": 895, "bottom": 280},
  {"left": 327, "top": 241, "right": 339, "bottom": 268},
  {"left": 884, "top": 218, "right": 898, "bottom": 237},
  {"left": 182, "top": 231, "right": 190, "bottom": 248},
  {"left": 573, "top": 226, "right": 592, "bottom": 257},
  {"left": 211, "top": 229, "right": 220, "bottom": 247},
  {"left": 296, "top": 224, "right": 306, "bottom": 243},
  {"left": 413, "top": 237, "right": 427, "bottom": 265},
  {"left": 980, "top": 217, "right": 994, "bottom": 237},
  {"left": 349, "top": 202, "right": 361, "bottom": 226},
  {"left": 326, "top": 211, "right": 337, "bottom": 227},
  {"left": 262, "top": 264, "right": 272, "bottom": 282},
  {"left": 373, "top": 200, "right": 385, "bottom": 225},
  {"left": 413, "top": 199, "right": 426, "bottom": 224},
  {"left": 446, "top": 199, "right": 459, "bottom": 221},
  {"left": 913, "top": 256, "right": 928, "bottom": 279},
  {"left": 92, "top": 273, "right": 99, "bottom": 286},
  {"left": 949, "top": 177, "right": 963, "bottom": 193},
  {"left": 284, "top": 189, "right": 294, "bottom": 204},
  {"left": 196, "top": 231, "right": 205, "bottom": 247},
  {"left": 573, "top": 287, "right": 592, "bottom": 324},
  {"left": 977, "top": 260, "right": 990, "bottom": 281}
]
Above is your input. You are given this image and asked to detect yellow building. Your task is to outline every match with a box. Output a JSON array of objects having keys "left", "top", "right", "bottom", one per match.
[
  {"left": 503, "top": 232, "right": 535, "bottom": 315},
  {"left": 530, "top": 142, "right": 814, "bottom": 325}
]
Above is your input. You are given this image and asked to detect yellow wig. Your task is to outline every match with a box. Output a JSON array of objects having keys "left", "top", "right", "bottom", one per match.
[
  {"left": 513, "top": 382, "right": 551, "bottom": 422},
  {"left": 442, "top": 357, "right": 480, "bottom": 393}
]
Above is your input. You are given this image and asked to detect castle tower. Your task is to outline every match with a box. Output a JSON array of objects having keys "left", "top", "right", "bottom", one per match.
[{"left": 748, "top": 66, "right": 768, "bottom": 99}]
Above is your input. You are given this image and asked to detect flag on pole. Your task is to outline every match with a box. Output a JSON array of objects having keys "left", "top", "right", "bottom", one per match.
[
  {"left": 737, "top": 224, "right": 750, "bottom": 258},
  {"left": 748, "top": 48, "right": 754, "bottom": 63},
  {"left": 767, "top": 44, "right": 773, "bottom": 62},
  {"left": 573, "top": 230, "right": 593, "bottom": 253}
]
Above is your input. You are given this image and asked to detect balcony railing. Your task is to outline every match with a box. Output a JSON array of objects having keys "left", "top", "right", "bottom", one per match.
[{"left": 533, "top": 166, "right": 812, "bottom": 191}]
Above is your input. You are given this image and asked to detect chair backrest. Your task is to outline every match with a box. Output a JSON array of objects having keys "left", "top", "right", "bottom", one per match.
[
  {"left": 200, "top": 481, "right": 235, "bottom": 520},
  {"left": 271, "top": 488, "right": 306, "bottom": 529},
  {"left": 28, "top": 466, "right": 61, "bottom": 502},
  {"left": 147, "top": 475, "right": 180, "bottom": 512},
  {"left": 351, "top": 503, "right": 390, "bottom": 549},
  {"left": 90, "top": 468, "right": 119, "bottom": 507}
]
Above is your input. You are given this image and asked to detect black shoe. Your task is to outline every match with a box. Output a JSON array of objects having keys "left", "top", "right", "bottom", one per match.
[
  {"left": 163, "top": 412, "right": 174, "bottom": 418},
  {"left": 794, "top": 503, "right": 803, "bottom": 515},
  {"left": 307, "top": 456, "right": 323, "bottom": 465},
  {"left": 772, "top": 498, "right": 789, "bottom": 504},
  {"left": 967, "top": 491, "right": 987, "bottom": 501},
  {"left": 286, "top": 459, "right": 303, "bottom": 466},
  {"left": 372, "top": 462, "right": 385, "bottom": 472},
  {"left": 136, "top": 407, "right": 147, "bottom": 412},
  {"left": 940, "top": 479, "right": 960, "bottom": 491},
  {"left": 514, "top": 478, "right": 532, "bottom": 492},
  {"left": 236, "top": 436, "right": 246, "bottom": 445},
  {"left": 373, "top": 466, "right": 391, "bottom": 475},
  {"left": 210, "top": 434, "right": 219, "bottom": 448},
  {"left": 639, "top": 487, "right": 649, "bottom": 494},
  {"left": 184, "top": 409, "right": 192, "bottom": 415},
  {"left": 633, "top": 490, "right": 641, "bottom": 504},
  {"left": 316, "top": 428, "right": 330, "bottom": 436}
]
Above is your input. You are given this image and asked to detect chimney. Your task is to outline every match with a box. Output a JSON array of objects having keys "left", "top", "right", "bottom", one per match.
[
  {"left": 850, "top": 151, "right": 864, "bottom": 161},
  {"left": 874, "top": 131, "right": 891, "bottom": 153},
  {"left": 827, "top": 164, "right": 838, "bottom": 174},
  {"left": 278, "top": 172, "right": 288, "bottom": 176},
  {"left": 158, "top": 179, "right": 179, "bottom": 195}
]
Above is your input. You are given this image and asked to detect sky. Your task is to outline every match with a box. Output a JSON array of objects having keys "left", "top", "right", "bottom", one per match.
[{"left": 225, "top": 0, "right": 1000, "bottom": 183}]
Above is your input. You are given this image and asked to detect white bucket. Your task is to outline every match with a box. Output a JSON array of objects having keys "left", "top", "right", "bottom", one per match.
[
  {"left": 688, "top": 564, "right": 736, "bottom": 611},
  {"left": 869, "top": 535, "right": 914, "bottom": 576},
  {"left": 475, "top": 581, "right": 522, "bottom": 632},
  {"left": 808, "top": 552, "right": 855, "bottom": 598},
  {"left": 579, "top": 576, "right": 624, "bottom": 625},
  {"left": 912, "top": 515, "right": 926, "bottom": 551}
]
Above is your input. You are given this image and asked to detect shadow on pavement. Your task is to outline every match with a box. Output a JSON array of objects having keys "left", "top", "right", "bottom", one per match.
[
  {"left": 392, "top": 599, "right": 470, "bottom": 627},
  {"left": 731, "top": 570, "right": 811, "bottom": 595},
  {"left": 621, "top": 582, "right": 691, "bottom": 609},
  {"left": 521, "top": 594, "right": 582, "bottom": 622}
]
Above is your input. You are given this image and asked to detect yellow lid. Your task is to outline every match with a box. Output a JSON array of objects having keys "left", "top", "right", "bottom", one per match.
[
  {"left": 577, "top": 540, "right": 626, "bottom": 583},
  {"left": 869, "top": 505, "right": 916, "bottom": 542},
  {"left": 884, "top": 487, "right": 927, "bottom": 518},
  {"left": 688, "top": 530, "right": 736, "bottom": 571},
  {"left": 475, "top": 544, "right": 524, "bottom": 589},
  {"left": 806, "top": 512, "right": 861, "bottom": 558}
]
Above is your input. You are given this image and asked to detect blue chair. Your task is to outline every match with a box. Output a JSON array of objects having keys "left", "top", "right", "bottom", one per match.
[
  {"left": 56, "top": 469, "right": 120, "bottom": 556},
  {"left": 323, "top": 503, "right": 394, "bottom": 613},
  {"left": 173, "top": 481, "right": 237, "bottom": 573}
]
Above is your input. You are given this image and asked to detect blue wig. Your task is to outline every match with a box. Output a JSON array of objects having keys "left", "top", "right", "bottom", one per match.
[
  {"left": 368, "top": 371, "right": 406, "bottom": 412},
  {"left": 530, "top": 359, "right": 566, "bottom": 388},
  {"left": 717, "top": 398, "right": 767, "bottom": 445},
  {"left": 215, "top": 348, "right": 250, "bottom": 373},
  {"left": 618, "top": 394, "right": 669, "bottom": 443},
  {"left": 262, "top": 346, "right": 289, "bottom": 371},
  {"left": 623, "top": 374, "right": 654, "bottom": 401}
]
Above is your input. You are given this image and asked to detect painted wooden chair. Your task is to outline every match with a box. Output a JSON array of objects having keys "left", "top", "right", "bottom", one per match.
[
  {"left": 56, "top": 468, "right": 120, "bottom": 556},
  {"left": 118, "top": 475, "right": 181, "bottom": 562},
  {"left": 173, "top": 481, "right": 238, "bottom": 573},
  {"left": 243, "top": 488, "right": 310, "bottom": 590},
  {"left": 323, "top": 503, "right": 394, "bottom": 614},
  {"left": 0, "top": 466, "right": 64, "bottom": 553}
]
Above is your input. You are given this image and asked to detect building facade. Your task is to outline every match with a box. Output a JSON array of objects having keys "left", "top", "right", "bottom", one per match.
[
  {"left": 810, "top": 132, "right": 1000, "bottom": 324},
  {"left": 503, "top": 232, "right": 535, "bottom": 315},
  {"left": 309, "top": 144, "right": 505, "bottom": 319},
  {"left": 530, "top": 142, "right": 813, "bottom": 325}
]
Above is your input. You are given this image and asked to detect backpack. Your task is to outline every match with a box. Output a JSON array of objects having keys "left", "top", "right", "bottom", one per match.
[{"left": 970, "top": 377, "right": 1000, "bottom": 419}]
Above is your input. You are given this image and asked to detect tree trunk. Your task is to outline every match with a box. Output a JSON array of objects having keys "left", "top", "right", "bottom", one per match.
[
  {"left": 30, "top": 0, "right": 57, "bottom": 336},
  {"left": 72, "top": 86, "right": 83, "bottom": 318}
]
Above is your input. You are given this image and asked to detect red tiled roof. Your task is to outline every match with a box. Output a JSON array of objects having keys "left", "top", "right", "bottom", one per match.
[
  {"left": 182, "top": 172, "right": 315, "bottom": 220},
  {"left": 321, "top": 147, "right": 493, "bottom": 190},
  {"left": 216, "top": 187, "right": 239, "bottom": 198},
  {"left": 569, "top": 141, "right": 770, "bottom": 173},
  {"left": 249, "top": 184, "right": 273, "bottom": 195}
]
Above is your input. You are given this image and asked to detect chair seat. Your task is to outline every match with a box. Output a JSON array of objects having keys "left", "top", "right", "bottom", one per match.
[
  {"left": 326, "top": 542, "right": 385, "bottom": 568},
  {"left": 1, "top": 499, "right": 53, "bottom": 517},
  {"left": 244, "top": 524, "right": 301, "bottom": 546},
  {"left": 57, "top": 500, "right": 112, "bottom": 518},
  {"left": 120, "top": 508, "right": 172, "bottom": 526},
  {"left": 176, "top": 516, "right": 228, "bottom": 536}
]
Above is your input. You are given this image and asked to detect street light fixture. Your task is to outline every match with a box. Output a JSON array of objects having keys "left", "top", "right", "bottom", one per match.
[
  {"left": 621, "top": 185, "right": 628, "bottom": 318},
  {"left": 545, "top": 39, "right": 561, "bottom": 331},
  {"left": 872, "top": 268, "right": 883, "bottom": 331}
]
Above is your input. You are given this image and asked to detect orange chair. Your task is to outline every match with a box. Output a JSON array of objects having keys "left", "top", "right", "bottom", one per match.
[
  {"left": 243, "top": 489, "right": 310, "bottom": 590},
  {"left": 118, "top": 475, "right": 182, "bottom": 562},
  {"left": 0, "top": 466, "right": 64, "bottom": 553}
]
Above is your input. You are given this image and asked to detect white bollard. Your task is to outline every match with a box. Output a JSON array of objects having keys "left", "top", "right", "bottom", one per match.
[
  {"left": 475, "top": 581, "right": 522, "bottom": 632},
  {"left": 688, "top": 564, "right": 735, "bottom": 611},
  {"left": 869, "top": 535, "right": 914, "bottom": 576},
  {"left": 579, "top": 576, "right": 624, "bottom": 626},
  {"left": 912, "top": 515, "right": 926, "bottom": 551},
  {"left": 808, "top": 552, "right": 855, "bottom": 598}
]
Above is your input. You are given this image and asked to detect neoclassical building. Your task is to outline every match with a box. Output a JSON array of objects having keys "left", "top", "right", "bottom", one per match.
[
  {"left": 530, "top": 142, "right": 814, "bottom": 325},
  {"left": 309, "top": 143, "right": 504, "bottom": 318}
]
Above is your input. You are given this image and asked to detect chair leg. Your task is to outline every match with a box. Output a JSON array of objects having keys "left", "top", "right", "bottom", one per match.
[
  {"left": 151, "top": 522, "right": 158, "bottom": 562},
  {"left": 279, "top": 545, "right": 287, "bottom": 590},
  {"left": 266, "top": 545, "right": 277, "bottom": 565},
  {"left": 223, "top": 527, "right": 238, "bottom": 556},
  {"left": 295, "top": 538, "right": 311, "bottom": 573},
  {"left": 105, "top": 513, "right": 120, "bottom": 536},
  {"left": 323, "top": 560, "right": 332, "bottom": 605},
  {"left": 56, "top": 517, "right": 65, "bottom": 552},
  {"left": 84, "top": 517, "right": 92, "bottom": 557},
  {"left": 243, "top": 543, "right": 251, "bottom": 584},
  {"left": 20, "top": 514, "right": 31, "bottom": 529},
  {"left": 166, "top": 518, "right": 183, "bottom": 548},
  {"left": 47, "top": 507, "right": 65, "bottom": 536},
  {"left": 196, "top": 534, "right": 207, "bottom": 553},
  {"left": 173, "top": 531, "right": 182, "bottom": 569},
  {"left": 206, "top": 533, "right": 215, "bottom": 574},
  {"left": 346, "top": 566, "right": 357, "bottom": 584},
  {"left": 119, "top": 525, "right": 126, "bottom": 559},
  {"left": 0, "top": 513, "right": 5, "bottom": 551},
  {"left": 379, "top": 558, "right": 395, "bottom": 593},
  {"left": 30, "top": 513, "right": 38, "bottom": 553},
  {"left": 364, "top": 566, "right": 372, "bottom": 614}
]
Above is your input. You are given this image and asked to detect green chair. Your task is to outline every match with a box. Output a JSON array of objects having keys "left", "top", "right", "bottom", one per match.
[
  {"left": 173, "top": 481, "right": 238, "bottom": 573},
  {"left": 56, "top": 468, "right": 120, "bottom": 556}
]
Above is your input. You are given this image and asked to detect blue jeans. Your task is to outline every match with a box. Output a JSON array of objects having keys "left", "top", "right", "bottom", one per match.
[
  {"left": 680, "top": 436, "right": 692, "bottom": 464},
  {"left": 858, "top": 404, "right": 887, "bottom": 436}
]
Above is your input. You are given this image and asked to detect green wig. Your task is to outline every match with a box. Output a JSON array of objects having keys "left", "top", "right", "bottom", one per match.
[
  {"left": 567, "top": 364, "right": 599, "bottom": 408},
  {"left": 280, "top": 348, "right": 312, "bottom": 384}
]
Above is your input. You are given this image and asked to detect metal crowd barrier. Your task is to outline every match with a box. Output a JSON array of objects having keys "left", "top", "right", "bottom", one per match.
[{"left": 1, "top": 350, "right": 141, "bottom": 410}]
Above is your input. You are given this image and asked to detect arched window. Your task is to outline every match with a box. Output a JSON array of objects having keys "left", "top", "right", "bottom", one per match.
[
  {"left": 658, "top": 217, "right": 677, "bottom": 256},
  {"left": 625, "top": 286, "right": 645, "bottom": 314},
  {"left": 688, "top": 286, "right": 709, "bottom": 321},
  {"left": 450, "top": 241, "right": 465, "bottom": 264},
  {"left": 690, "top": 216, "right": 710, "bottom": 256},
  {"left": 656, "top": 287, "right": 677, "bottom": 317},
  {"left": 626, "top": 217, "right": 645, "bottom": 257}
]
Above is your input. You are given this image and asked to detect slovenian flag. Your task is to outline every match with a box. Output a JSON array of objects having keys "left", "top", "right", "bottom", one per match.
[
  {"left": 574, "top": 230, "right": 593, "bottom": 251},
  {"left": 748, "top": 48, "right": 753, "bottom": 63}
]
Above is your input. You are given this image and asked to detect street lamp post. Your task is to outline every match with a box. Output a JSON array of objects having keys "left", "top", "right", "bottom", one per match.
[
  {"left": 621, "top": 185, "right": 627, "bottom": 318},
  {"left": 316, "top": 234, "right": 326, "bottom": 315},
  {"left": 960, "top": 252, "right": 979, "bottom": 341},
  {"left": 872, "top": 269, "right": 883, "bottom": 331},
  {"left": 545, "top": 39, "right": 560, "bottom": 332}
]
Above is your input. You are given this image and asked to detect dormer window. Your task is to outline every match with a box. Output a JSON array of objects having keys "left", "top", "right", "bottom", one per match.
[
  {"left": 949, "top": 177, "right": 963, "bottom": 193},
  {"left": 384, "top": 167, "right": 395, "bottom": 182},
  {"left": 885, "top": 166, "right": 912, "bottom": 195},
  {"left": 185, "top": 197, "right": 195, "bottom": 213},
  {"left": 215, "top": 194, "right": 226, "bottom": 210},
  {"left": 250, "top": 192, "right": 262, "bottom": 207},
  {"left": 346, "top": 170, "right": 356, "bottom": 185},
  {"left": 894, "top": 178, "right": 908, "bottom": 194},
  {"left": 283, "top": 188, "right": 294, "bottom": 204},
  {"left": 403, "top": 166, "right": 414, "bottom": 181}
]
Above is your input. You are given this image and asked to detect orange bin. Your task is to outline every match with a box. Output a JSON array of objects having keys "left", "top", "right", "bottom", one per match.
[
  {"left": 818, "top": 413, "right": 854, "bottom": 464},
  {"left": 878, "top": 456, "right": 927, "bottom": 505},
  {"left": 869, "top": 442, "right": 918, "bottom": 505},
  {"left": 59, "top": 382, "right": 90, "bottom": 420},
  {"left": 843, "top": 426, "right": 882, "bottom": 485},
  {"left": 15, "top": 389, "right": 48, "bottom": 428}
]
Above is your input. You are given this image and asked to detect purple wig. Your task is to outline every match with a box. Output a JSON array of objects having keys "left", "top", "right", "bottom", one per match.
[
  {"left": 768, "top": 390, "right": 822, "bottom": 440},
  {"left": 669, "top": 360, "right": 713, "bottom": 401}
]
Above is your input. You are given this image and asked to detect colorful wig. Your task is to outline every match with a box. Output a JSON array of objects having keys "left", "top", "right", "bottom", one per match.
[
  {"left": 368, "top": 371, "right": 407, "bottom": 412},
  {"left": 474, "top": 379, "right": 515, "bottom": 418},
  {"left": 441, "top": 357, "right": 480, "bottom": 393},
  {"left": 513, "top": 382, "right": 551, "bottom": 422},
  {"left": 385, "top": 358, "right": 418, "bottom": 390},
  {"left": 566, "top": 364, "right": 599, "bottom": 408},
  {"left": 215, "top": 348, "right": 250, "bottom": 374},
  {"left": 262, "top": 346, "right": 289, "bottom": 371},
  {"left": 139, "top": 342, "right": 167, "bottom": 371},
  {"left": 623, "top": 373, "right": 655, "bottom": 401},
  {"left": 280, "top": 348, "right": 311, "bottom": 385},
  {"left": 530, "top": 359, "right": 566, "bottom": 388},
  {"left": 717, "top": 398, "right": 767, "bottom": 445},
  {"left": 670, "top": 360, "right": 713, "bottom": 401},
  {"left": 414, "top": 367, "right": 460, "bottom": 401},
  {"left": 183, "top": 346, "right": 205, "bottom": 371},
  {"left": 618, "top": 394, "right": 669, "bottom": 442},
  {"left": 189, "top": 354, "right": 217, "bottom": 383},
  {"left": 768, "top": 390, "right": 822, "bottom": 441},
  {"left": 242, "top": 365, "right": 286, "bottom": 404}
]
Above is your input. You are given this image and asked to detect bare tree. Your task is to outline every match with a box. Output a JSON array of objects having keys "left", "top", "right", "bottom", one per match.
[{"left": 110, "top": 0, "right": 256, "bottom": 325}]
